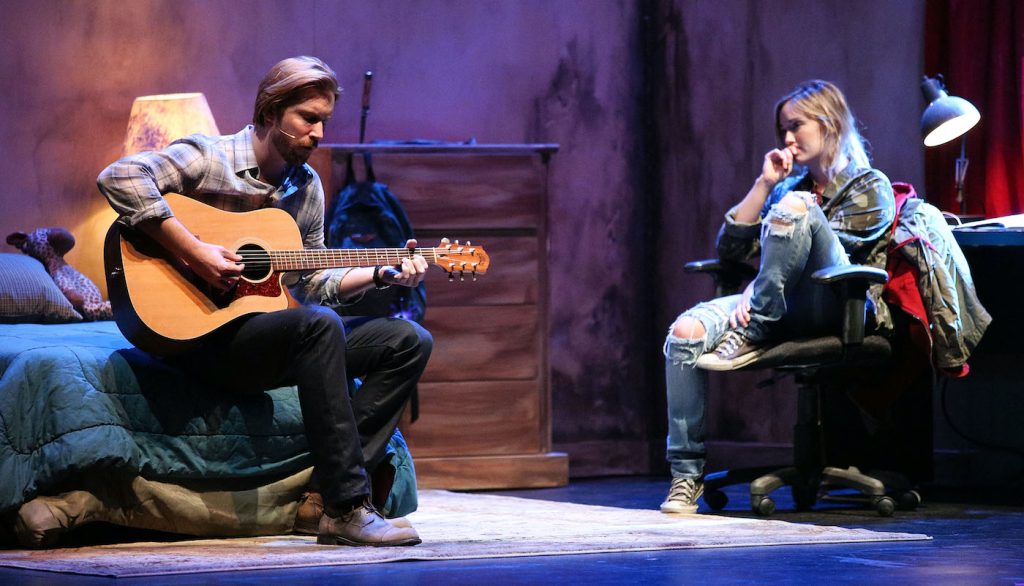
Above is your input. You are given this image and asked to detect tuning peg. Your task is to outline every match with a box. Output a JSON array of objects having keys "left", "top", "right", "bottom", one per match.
[
  {"left": 459, "top": 270, "right": 465, "bottom": 282},
  {"left": 471, "top": 270, "right": 477, "bottom": 281},
  {"left": 448, "top": 272, "right": 454, "bottom": 282}
]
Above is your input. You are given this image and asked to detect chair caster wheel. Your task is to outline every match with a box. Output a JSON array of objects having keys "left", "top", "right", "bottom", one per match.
[
  {"left": 873, "top": 496, "right": 896, "bottom": 517},
  {"left": 897, "top": 490, "right": 921, "bottom": 511},
  {"left": 752, "top": 495, "right": 776, "bottom": 517},
  {"left": 705, "top": 489, "right": 728, "bottom": 511}
]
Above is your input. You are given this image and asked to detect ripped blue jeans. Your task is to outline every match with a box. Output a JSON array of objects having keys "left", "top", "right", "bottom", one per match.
[{"left": 664, "top": 196, "right": 848, "bottom": 479}]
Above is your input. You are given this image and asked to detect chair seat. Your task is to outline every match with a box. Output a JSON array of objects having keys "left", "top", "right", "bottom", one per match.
[{"left": 736, "top": 335, "right": 891, "bottom": 371}]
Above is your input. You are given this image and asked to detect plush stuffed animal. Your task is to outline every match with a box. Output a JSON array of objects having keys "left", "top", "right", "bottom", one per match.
[{"left": 6, "top": 227, "right": 113, "bottom": 321}]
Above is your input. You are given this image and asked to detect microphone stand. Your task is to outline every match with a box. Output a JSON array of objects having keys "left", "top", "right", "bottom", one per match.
[
  {"left": 359, "top": 71, "right": 373, "bottom": 145},
  {"left": 346, "top": 71, "right": 375, "bottom": 184}
]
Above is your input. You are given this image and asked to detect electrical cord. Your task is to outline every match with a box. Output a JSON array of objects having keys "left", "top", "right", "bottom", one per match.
[
  {"left": 937, "top": 211, "right": 962, "bottom": 226},
  {"left": 941, "top": 211, "right": 964, "bottom": 226}
]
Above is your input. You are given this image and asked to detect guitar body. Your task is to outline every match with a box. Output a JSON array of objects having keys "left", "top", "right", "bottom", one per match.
[
  {"left": 105, "top": 193, "right": 490, "bottom": 355},
  {"left": 105, "top": 194, "right": 300, "bottom": 355}
]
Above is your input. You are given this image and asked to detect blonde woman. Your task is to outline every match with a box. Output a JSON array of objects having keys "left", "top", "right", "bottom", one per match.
[{"left": 661, "top": 80, "right": 895, "bottom": 514}]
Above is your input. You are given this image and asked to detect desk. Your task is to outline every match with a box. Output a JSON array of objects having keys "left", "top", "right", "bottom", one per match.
[
  {"left": 937, "top": 228, "right": 1024, "bottom": 486},
  {"left": 952, "top": 227, "right": 1024, "bottom": 248},
  {"left": 953, "top": 228, "right": 1024, "bottom": 347}
]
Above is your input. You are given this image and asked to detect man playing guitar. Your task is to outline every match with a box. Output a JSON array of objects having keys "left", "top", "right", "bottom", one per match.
[{"left": 98, "top": 56, "right": 430, "bottom": 547}]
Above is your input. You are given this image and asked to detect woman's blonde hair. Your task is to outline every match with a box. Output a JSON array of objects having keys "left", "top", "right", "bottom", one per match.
[
  {"left": 252, "top": 56, "right": 340, "bottom": 126},
  {"left": 774, "top": 80, "right": 870, "bottom": 179}
]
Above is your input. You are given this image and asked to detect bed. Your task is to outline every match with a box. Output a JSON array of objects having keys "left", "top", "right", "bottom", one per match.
[{"left": 0, "top": 254, "right": 416, "bottom": 547}]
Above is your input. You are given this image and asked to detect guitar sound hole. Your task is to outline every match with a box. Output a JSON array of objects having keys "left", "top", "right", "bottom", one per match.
[{"left": 237, "top": 244, "right": 272, "bottom": 281}]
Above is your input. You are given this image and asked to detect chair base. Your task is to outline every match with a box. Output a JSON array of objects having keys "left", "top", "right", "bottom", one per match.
[
  {"left": 703, "top": 466, "right": 783, "bottom": 511},
  {"left": 703, "top": 464, "right": 920, "bottom": 517}
]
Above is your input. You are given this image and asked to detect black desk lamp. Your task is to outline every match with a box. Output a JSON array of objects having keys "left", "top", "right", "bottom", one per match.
[{"left": 921, "top": 75, "right": 981, "bottom": 215}]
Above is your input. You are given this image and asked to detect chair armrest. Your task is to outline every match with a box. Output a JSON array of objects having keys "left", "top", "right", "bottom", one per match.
[
  {"left": 684, "top": 258, "right": 757, "bottom": 297},
  {"left": 811, "top": 264, "right": 888, "bottom": 346},
  {"left": 811, "top": 265, "right": 888, "bottom": 285}
]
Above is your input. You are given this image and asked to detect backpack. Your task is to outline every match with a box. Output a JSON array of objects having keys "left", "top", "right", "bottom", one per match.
[{"left": 326, "top": 152, "right": 427, "bottom": 322}]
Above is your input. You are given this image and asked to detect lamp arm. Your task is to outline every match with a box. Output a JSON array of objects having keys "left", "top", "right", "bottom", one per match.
[{"left": 955, "top": 135, "right": 969, "bottom": 215}]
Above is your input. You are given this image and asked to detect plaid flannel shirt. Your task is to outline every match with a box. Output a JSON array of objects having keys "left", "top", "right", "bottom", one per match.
[{"left": 97, "top": 126, "right": 351, "bottom": 305}]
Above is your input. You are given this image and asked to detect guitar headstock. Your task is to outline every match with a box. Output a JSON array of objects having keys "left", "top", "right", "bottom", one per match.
[{"left": 433, "top": 238, "right": 489, "bottom": 280}]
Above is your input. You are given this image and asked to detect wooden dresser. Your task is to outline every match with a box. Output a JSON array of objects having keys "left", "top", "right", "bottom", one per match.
[{"left": 310, "top": 144, "right": 567, "bottom": 490}]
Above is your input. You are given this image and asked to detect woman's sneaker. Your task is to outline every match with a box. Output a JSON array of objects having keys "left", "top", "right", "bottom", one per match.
[
  {"left": 695, "top": 330, "right": 764, "bottom": 371},
  {"left": 660, "top": 477, "right": 704, "bottom": 514}
]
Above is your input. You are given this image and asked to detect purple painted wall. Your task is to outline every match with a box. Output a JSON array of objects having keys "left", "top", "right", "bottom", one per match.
[{"left": 0, "top": 0, "right": 925, "bottom": 477}]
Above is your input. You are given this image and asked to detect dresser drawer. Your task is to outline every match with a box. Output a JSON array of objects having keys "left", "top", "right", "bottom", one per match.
[
  {"left": 421, "top": 305, "right": 539, "bottom": 382},
  {"left": 331, "top": 154, "right": 546, "bottom": 230},
  {"left": 403, "top": 380, "right": 542, "bottom": 457},
  {"left": 422, "top": 235, "right": 540, "bottom": 306}
]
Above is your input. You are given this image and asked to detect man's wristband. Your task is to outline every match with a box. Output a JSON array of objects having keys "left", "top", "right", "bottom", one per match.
[{"left": 373, "top": 265, "right": 391, "bottom": 290}]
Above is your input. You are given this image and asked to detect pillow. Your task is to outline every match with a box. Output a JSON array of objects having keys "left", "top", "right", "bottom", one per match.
[{"left": 0, "top": 253, "right": 83, "bottom": 323}]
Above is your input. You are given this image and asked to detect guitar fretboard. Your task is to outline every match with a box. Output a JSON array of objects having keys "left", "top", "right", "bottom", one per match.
[{"left": 267, "top": 248, "right": 443, "bottom": 271}]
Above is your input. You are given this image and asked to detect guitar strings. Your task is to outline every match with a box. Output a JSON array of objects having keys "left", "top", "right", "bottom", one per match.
[
  {"left": 229, "top": 247, "right": 477, "bottom": 269},
  {"left": 232, "top": 249, "right": 445, "bottom": 258}
]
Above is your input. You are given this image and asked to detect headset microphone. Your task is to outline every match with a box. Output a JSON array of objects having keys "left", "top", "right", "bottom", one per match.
[{"left": 277, "top": 127, "right": 298, "bottom": 139}]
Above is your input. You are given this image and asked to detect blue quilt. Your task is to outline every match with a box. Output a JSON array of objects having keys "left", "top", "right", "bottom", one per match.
[{"left": 0, "top": 322, "right": 415, "bottom": 517}]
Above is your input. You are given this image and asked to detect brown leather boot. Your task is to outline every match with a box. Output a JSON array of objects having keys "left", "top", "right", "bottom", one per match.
[
  {"left": 316, "top": 500, "right": 420, "bottom": 547},
  {"left": 294, "top": 491, "right": 413, "bottom": 535},
  {"left": 294, "top": 491, "right": 324, "bottom": 535}
]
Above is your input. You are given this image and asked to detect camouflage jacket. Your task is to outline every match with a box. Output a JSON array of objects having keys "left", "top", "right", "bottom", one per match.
[{"left": 887, "top": 187, "right": 991, "bottom": 371}]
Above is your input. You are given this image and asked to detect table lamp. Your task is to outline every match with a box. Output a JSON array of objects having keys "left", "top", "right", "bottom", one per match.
[
  {"left": 122, "top": 93, "right": 220, "bottom": 156},
  {"left": 920, "top": 76, "right": 981, "bottom": 215}
]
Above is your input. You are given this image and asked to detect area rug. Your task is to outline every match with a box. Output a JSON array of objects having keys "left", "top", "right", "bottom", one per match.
[{"left": 0, "top": 490, "right": 931, "bottom": 578}]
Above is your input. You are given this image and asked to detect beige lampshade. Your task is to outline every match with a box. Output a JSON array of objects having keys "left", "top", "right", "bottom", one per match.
[{"left": 122, "top": 93, "right": 220, "bottom": 155}]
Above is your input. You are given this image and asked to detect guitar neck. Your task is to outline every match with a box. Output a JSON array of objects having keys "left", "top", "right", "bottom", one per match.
[{"left": 267, "top": 247, "right": 442, "bottom": 272}]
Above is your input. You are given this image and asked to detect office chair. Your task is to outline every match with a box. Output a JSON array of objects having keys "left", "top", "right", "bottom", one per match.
[{"left": 685, "top": 259, "right": 924, "bottom": 517}]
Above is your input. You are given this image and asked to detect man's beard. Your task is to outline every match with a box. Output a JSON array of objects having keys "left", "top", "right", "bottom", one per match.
[{"left": 271, "top": 127, "right": 316, "bottom": 166}]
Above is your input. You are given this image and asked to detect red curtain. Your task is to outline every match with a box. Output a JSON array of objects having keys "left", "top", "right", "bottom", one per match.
[{"left": 925, "top": 0, "right": 1024, "bottom": 217}]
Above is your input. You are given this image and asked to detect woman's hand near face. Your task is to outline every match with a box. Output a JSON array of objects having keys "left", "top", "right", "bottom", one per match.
[
  {"left": 734, "top": 146, "right": 796, "bottom": 224},
  {"left": 761, "top": 147, "right": 794, "bottom": 186}
]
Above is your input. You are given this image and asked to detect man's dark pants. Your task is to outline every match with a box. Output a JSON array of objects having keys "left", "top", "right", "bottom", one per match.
[{"left": 174, "top": 305, "right": 432, "bottom": 511}]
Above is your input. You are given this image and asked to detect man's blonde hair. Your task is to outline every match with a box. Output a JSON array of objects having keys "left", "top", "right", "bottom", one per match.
[
  {"left": 774, "top": 80, "right": 870, "bottom": 180},
  {"left": 253, "top": 56, "right": 340, "bottom": 126}
]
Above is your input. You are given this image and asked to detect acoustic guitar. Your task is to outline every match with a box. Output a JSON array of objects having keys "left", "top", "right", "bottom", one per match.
[{"left": 104, "top": 193, "right": 489, "bottom": 355}]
